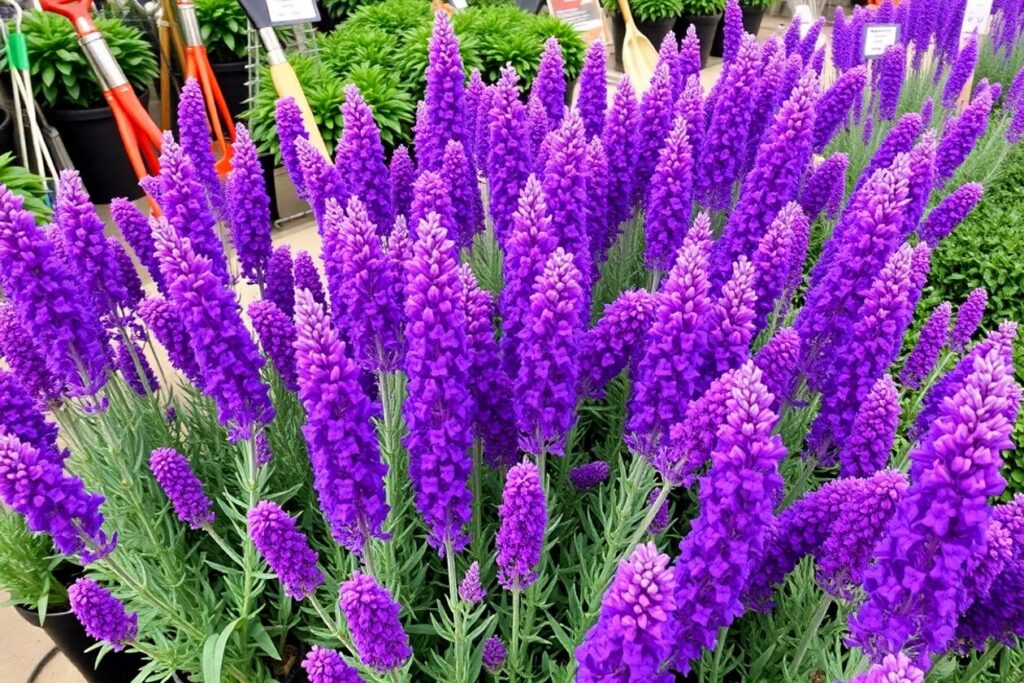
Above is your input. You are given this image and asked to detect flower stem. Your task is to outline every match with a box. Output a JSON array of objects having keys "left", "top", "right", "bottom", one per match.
[
  {"left": 509, "top": 589, "right": 521, "bottom": 683},
  {"left": 205, "top": 526, "right": 244, "bottom": 566},
  {"left": 471, "top": 437, "right": 484, "bottom": 562},
  {"left": 790, "top": 593, "right": 832, "bottom": 676},
  {"left": 446, "top": 540, "right": 467, "bottom": 683}
]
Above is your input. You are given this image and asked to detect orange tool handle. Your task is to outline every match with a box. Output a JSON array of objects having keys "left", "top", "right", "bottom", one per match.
[{"left": 185, "top": 45, "right": 236, "bottom": 177}]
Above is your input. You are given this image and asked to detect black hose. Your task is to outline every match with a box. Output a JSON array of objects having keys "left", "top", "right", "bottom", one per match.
[{"left": 26, "top": 646, "right": 60, "bottom": 683}]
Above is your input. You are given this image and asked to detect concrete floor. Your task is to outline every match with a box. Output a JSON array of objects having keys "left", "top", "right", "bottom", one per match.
[{"left": 0, "top": 14, "right": 817, "bottom": 682}]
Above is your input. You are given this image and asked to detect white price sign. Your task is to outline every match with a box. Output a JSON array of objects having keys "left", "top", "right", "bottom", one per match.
[
  {"left": 862, "top": 23, "right": 900, "bottom": 59},
  {"left": 960, "top": 0, "right": 994, "bottom": 48},
  {"left": 267, "top": 0, "right": 319, "bottom": 26}
]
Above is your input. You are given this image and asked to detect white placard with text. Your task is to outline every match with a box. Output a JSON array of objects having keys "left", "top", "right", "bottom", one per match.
[
  {"left": 863, "top": 23, "right": 900, "bottom": 59},
  {"left": 267, "top": 0, "right": 320, "bottom": 26},
  {"left": 960, "top": 0, "right": 994, "bottom": 48}
]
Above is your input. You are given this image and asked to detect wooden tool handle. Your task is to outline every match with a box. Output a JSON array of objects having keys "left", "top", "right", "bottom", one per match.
[
  {"left": 269, "top": 62, "right": 329, "bottom": 158},
  {"left": 616, "top": 0, "right": 635, "bottom": 27}
]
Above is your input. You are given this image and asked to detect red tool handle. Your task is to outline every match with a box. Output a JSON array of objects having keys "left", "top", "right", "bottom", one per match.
[
  {"left": 185, "top": 45, "right": 236, "bottom": 177},
  {"left": 38, "top": 0, "right": 97, "bottom": 34}
]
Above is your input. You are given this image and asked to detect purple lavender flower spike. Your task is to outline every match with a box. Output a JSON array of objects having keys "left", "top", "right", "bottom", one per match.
[
  {"left": 782, "top": 17, "right": 801, "bottom": 56},
  {"left": 852, "top": 112, "right": 923, "bottom": 194},
  {"left": 901, "top": 302, "right": 952, "bottom": 389},
  {"left": 644, "top": 117, "right": 693, "bottom": 272},
  {"left": 137, "top": 297, "right": 203, "bottom": 386},
  {"left": 296, "top": 137, "right": 345, "bottom": 232},
  {"left": 149, "top": 447, "right": 214, "bottom": 529},
  {"left": 404, "top": 212, "right": 473, "bottom": 554},
  {"left": 114, "top": 339, "right": 157, "bottom": 395},
  {"left": 389, "top": 145, "right": 415, "bottom": 221},
  {"left": 264, "top": 245, "right": 295, "bottom": 319},
  {"left": 226, "top": 124, "right": 272, "bottom": 286},
  {"left": 603, "top": 77, "right": 640, "bottom": 227},
  {"left": 585, "top": 136, "right": 612, "bottom": 267},
  {"left": 831, "top": 7, "right": 851, "bottom": 71},
  {"left": 722, "top": 0, "right": 743, "bottom": 63},
  {"left": 474, "top": 85, "right": 495, "bottom": 172},
  {"left": 110, "top": 198, "right": 165, "bottom": 292},
  {"left": 322, "top": 197, "right": 403, "bottom": 373},
  {"left": 674, "top": 75, "right": 704, "bottom": 168},
  {"left": 337, "top": 85, "right": 394, "bottom": 233},
  {"left": 741, "top": 47, "right": 787, "bottom": 173},
  {"left": 275, "top": 97, "right": 309, "bottom": 199},
  {"left": 657, "top": 34, "right": 680, "bottom": 98},
  {"left": 753, "top": 327, "right": 801, "bottom": 408},
  {"left": 465, "top": 69, "right": 485, "bottom": 159},
  {"left": 515, "top": 248, "right": 583, "bottom": 456},
  {"left": 577, "top": 41, "right": 607, "bottom": 140},
  {"left": 542, "top": 111, "right": 592, "bottom": 295},
  {"left": 534, "top": 37, "right": 566, "bottom": 126},
  {"left": 254, "top": 431, "right": 272, "bottom": 467},
  {"left": 110, "top": 238, "right": 144, "bottom": 309},
  {"left": 0, "top": 188, "right": 107, "bottom": 396},
  {"left": 663, "top": 366, "right": 742, "bottom": 486},
  {"left": 918, "top": 182, "right": 983, "bottom": 246},
  {"left": 177, "top": 78, "right": 224, "bottom": 217},
  {"left": 483, "top": 637, "right": 506, "bottom": 673},
  {"left": 249, "top": 300, "right": 299, "bottom": 390},
  {"left": 440, "top": 140, "right": 483, "bottom": 248},
  {"left": 637, "top": 62, "right": 678, "bottom": 197},
  {"left": 248, "top": 500, "right": 323, "bottom": 600},
  {"left": 153, "top": 218, "right": 273, "bottom": 438},
  {"left": 950, "top": 288, "right": 987, "bottom": 351},
  {"left": 840, "top": 374, "right": 901, "bottom": 478},
  {"left": 293, "top": 250, "right": 326, "bottom": 308},
  {"left": 301, "top": 647, "right": 362, "bottom": 683},
  {"left": 849, "top": 653, "right": 925, "bottom": 683},
  {"left": 902, "top": 132, "right": 937, "bottom": 236},
  {"left": 54, "top": 170, "right": 131, "bottom": 315},
  {"left": 422, "top": 12, "right": 470, "bottom": 169},
  {"left": 499, "top": 175, "right": 557, "bottom": 379},
  {"left": 409, "top": 169, "right": 456, "bottom": 243},
  {"left": 569, "top": 461, "right": 610, "bottom": 491},
  {"left": 797, "top": 17, "right": 824, "bottom": 65},
  {"left": 496, "top": 461, "right": 547, "bottom": 590},
  {"left": 626, "top": 222, "right": 713, "bottom": 461},
  {"left": 677, "top": 25, "right": 700, "bottom": 81},
  {"left": 714, "top": 71, "right": 817, "bottom": 284},
  {"left": 579, "top": 289, "right": 657, "bottom": 399},
  {"left": 809, "top": 244, "right": 917, "bottom": 458},
  {"left": 527, "top": 95, "right": 549, "bottom": 164},
  {"left": 576, "top": 542, "right": 676, "bottom": 682},
  {"left": 295, "top": 290, "right": 389, "bottom": 554},
  {"left": 799, "top": 154, "right": 848, "bottom": 223},
  {"left": 458, "top": 265, "right": 516, "bottom": 468},
  {"left": 154, "top": 134, "right": 229, "bottom": 282},
  {"left": 0, "top": 371, "right": 58, "bottom": 456},
  {"left": 340, "top": 572, "right": 412, "bottom": 672},
  {"left": 459, "top": 561, "right": 485, "bottom": 603},
  {"left": 751, "top": 203, "right": 802, "bottom": 332},
  {"left": 672, "top": 362, "right": 787, "bottom": 673},
  {"left": 703, "top": 255, "right": 757, "bottom": 379},
  {"left": 0, "top": 433, "right": 109, "bottom": 560},
  {"left": 1007, "top": 100, "right": 1024, "bottom": 143},
  {"left": 935, "top": 86, "right": 994, "bottom": 184},
  {"left": 813, "top": 66, "right": 867, "bottom": 151},
  {"left": 68, "top": 579, "right": 137, "bottom": 651},
  {"left": 698, "top": 36, "right": 762, "bottom": 209},
  {"left": 943, "top": 35, "right": 978, "bottom": 109},
  {"left": 647, "top": 489, "right": 670, "bottom": 534},
  {"left": 850, "top": 346, "right": 1018, "bottom": 666}
]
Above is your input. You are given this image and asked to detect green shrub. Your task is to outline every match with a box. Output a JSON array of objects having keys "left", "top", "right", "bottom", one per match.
[
  {"left": 319, "top": 0, "right": 387, "bottom": 22},
  {"left": 393, "top": 23, "right": 482, "bottom": 100},
  {"left": 194, "top": 0, "right": 249, "bottom": 63},
  {"left": 0, "top": 153, "right": 51, "bottom": 222},
  {"left": 679, "top": 0, "right": 725, "bottom": 16},
  {"left": 10, "top": 10, "right": 157, "bottom": 110},
  {"left": 319, "top": 23, "right": 398, "bottom": 77},
  {"left": 740, "top": 0, "right": 772, "bottom": 7},
  {"left": 0, "top": 508, "right": 67, "bottom": 615},
  {"left": 343, "top": 0, "right": 433, "bottom": 34},
  {"left": 602, "top": 0, "right": 684, "bottom": 22}
]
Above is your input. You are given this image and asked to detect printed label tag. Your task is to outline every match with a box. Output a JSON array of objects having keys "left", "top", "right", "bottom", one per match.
[
  {"left": 548, "top": 0, "right": 605, "bottom": 43},
  {"left": 863, "top": 23, "right": 900, "bottom": 59},
  {"left": 960, "top": 0, "right": 993, "bottom": 48},
  {"left": 267, "top": 0, "right": 319, "bottom": 26}
]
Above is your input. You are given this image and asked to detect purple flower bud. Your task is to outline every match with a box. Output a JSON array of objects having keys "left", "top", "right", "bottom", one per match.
[
  {"left": 637, "top": 63, "right": 677, "bottom": 197},
  {"left": 569, "top": 461, "right": 610, "bottom": 491},
  {"left": 68, "top": 578, "right": 137, "bottom": 651},
  {"left": 264, "top": 245, "right": 295, "bottom": 320},
  {"left": 943, "top": 35, "right": 978, "bottom": 109},
  {"left": 533, "top": 38, "right": 566, "bottom": 127},
  {"left": 579, "top": 289, "right": 657, "bottom": 399},
  {"left": 440, "top": 140, "right": 483, "bottom": 248},
  {"left": 603, "top": 77, "right": 640, "bottom": 227},
  {"left": 848, "top": 652, "right": 925, "bottom": 683},
  {"left": 799, "top": 154, "right": 848, "bottom": 222},
  {"left": 527, "top": 94, "right": 549, "bottom": 164},
  {"left": 515, "top": 248, "right": 583, "bottom": 456},
  {"left": 226, "top": 128, "right": 273, "bottom": 286},
  {"left": 337, "top": 85, "right": 394, "bottom": 232},
  {"left": 247, "top": 500, "right": 323, "bottom": 600},
  {"left": 644, "top": 117, "right": 693, "bottom": 272},
  {"left": 678, "top": 25, "right": 701, "bottom": 81},
  {"left": 831, "top": 7, "right": 852, "bottom": 71},
  {"left": 422, "top": 12, "right": 470, "bottom": 170},
  {"left": 542, "top": 112, "right": 592, "bottom": 296},
  {"left": 663, "top": 365, "right": 742, "bottom": 486},
  {"left": 409, "top": 170, "right": 456, "bottom": 243},
  {"left": 114, "top": 339, "right": 157, "bottom": 396},
  {"left": 935, "top": 87, "right": 994, "bottom": 183},
  {"left": 0, "top": 307, "right": 62, "bottom": 405},
  {"left": 576, "top": 542, "right": 676, "bottom": 681},
  {"left": 249, "top": 300, "right": 298, "bottom": 390},
  {"left": 674, "top": 75, "right": 705, "bottom": 171},
  {"left": 137, "top": 297, "right": 203, "bottom": 386},
  {"left": 752, "top": 327, "right": 801, "bottom": 408},
  {"left": 297, "top": 137, "right": 345, "bottom": 231},
  {"left": 497, "top": 461, "right": 547, "bottom": 590},
  {"left": 918, "top": 182, "right": 983, "bottom": 246},
  {"left": 465, "top": 69, "right": 485, "bottom": 161},
  {"left": 647, "top": 489, "right": 670, "bottom": 535},
  {"left": 704, "top": 255, "right": 757, "bottom": 378},
  {"left": 483, "top": 636, "right": 506, "bottom": 673},
  {"left": 577, "top": 41, "right": 607, "bottom": 140},
  {"left": 722, "top": 0, "right": 743, "bottom": 62},
  {"left": 950, "top": 287, "right": 987, "bottom": 351},
  {"left": 149, "top": 447, "right": 214, "bottom": 529},
  {"left": 458, "top": 560, "right": 486, "bottom": 604},
  {"left": 797, "top": 17, "right": 824, "bottom": 65},
  {"left": 814, "top": 66, "right": 867, "bottom": 151},
  {"left": 853, "top": 113, "right": 923, "bottom": 194},
  {"left": 301, "top": 646, "right": 362, "bottom": 683},
  {"left": 840, "top": 374, "right": 901, "bottom": 478},
  {"left": 585, "top": 137, "right": 612, "bottom": 268},
  {"left": 901, "top": 302, "right": 951, "bottom": 388},
  {"left": 293, "top": 250, "right": 326, "bottom": 309},
  {"left": 177, "top": 79, "right": 224, "bottom": 217},
  {"left": 751, "top": 203, "right": 802, "bottom": 332},
  {"left": 275, "top": 97, "right": 310, "bottom": 199},
  {"left": 389, "top": 146, "right": 415, "bottom": 223},
  {"left": 339, "top": 572, "right": 412, "bottom": 672},
  {"left": 0, "top": 370, "right": 58, "bottom": 456},
  {"left": 110, "top": 198, "right": 164, "bottom": 293},
  {"left": 255, "top": 431, "right": 272, "bottom": 467}
]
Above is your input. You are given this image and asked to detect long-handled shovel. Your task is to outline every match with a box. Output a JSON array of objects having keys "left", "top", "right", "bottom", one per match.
[{"left": 616, "top": 0, "right": 658, "bottom": 92}]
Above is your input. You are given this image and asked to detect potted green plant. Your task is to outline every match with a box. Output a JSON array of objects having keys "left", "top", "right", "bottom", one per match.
[
  {"left": 2, "top": 509, "right": 144, "bottom": 683},
  {"left": 602, "top": 0, "right": 682, "bottom": 71},
  {"left": 675, "top": 0, "right": 726, "bottom": 68},
  {"left": 0, "top": 152, "right": 52, "bottom": 222},
  {"left": 711, "top": 0, "right": 771, "bottom": 57},
  {"left": 11, "top": 10, "right": 157, "bottom": 202},
  {"left": 194, "top": 0, "right": 251, "bottom": 118}
]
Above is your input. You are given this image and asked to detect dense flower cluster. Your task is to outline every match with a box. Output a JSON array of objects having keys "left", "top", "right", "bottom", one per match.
[
  {"left": 68, "top": 578, "right": 138, "bottom": 651},
  {"left": 339, "top": 572, "right": 412, "bottom": 672},
  {"left": 149, "top": 448, "right": 214, "bottom": 529}
]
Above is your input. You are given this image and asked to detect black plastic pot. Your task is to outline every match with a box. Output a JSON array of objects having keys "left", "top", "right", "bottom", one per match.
[
  {"left": 15, "top": 604, "right": 147, "bottom": 683},
  {"left": 45, "top": 92, "right": 150, "bottom": 203},
  {"left": 211, "top": 60, "right": 249, "bottom": 120},
  {"left": 0, "top": 109, "right": 14, "bottom": 158},
  {"left": 675, "top": 12, "right": 722, "bottom": 68},
  {"left": 710, "top": 4, "right": 767, "bottom": 57},
  {"left": 610, "top": 14, "right": 678, "bottom": 72}
]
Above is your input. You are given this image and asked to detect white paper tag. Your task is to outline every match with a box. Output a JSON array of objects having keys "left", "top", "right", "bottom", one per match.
[
  {"left": 862, "top": 23, "right": 900, "bottom": 59},
  {"left": 960, "top": 0, "right": 994, "bottom": 48},
  {"left": 792, "top": 4, "right": 814, "bottom": 39},
  {"left": 267, "top": 0, "right": 320, "bottom": 26}
]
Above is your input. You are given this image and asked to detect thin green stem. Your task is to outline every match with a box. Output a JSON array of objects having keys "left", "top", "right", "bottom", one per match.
[
  {"left": 790, "top": 593, "right": 832, "bottom": 676},
  {"left": 510, "top": 589, "right": 521, "bottom": 683},
  {"left": 782, "top": 455, "right": 817, "bottom": 510},
  {"left": 446, "top": 539, "right": 467, "bottom": 683},
  {"left": 100, "top": 551, "right": 204, "bottom": 640},
  {"left": 204, "top": 526, "right": 244, "bottom": 566},
  {"left": 236, "top": 435, "right": 262, "bottom": 630},
  {"left": 308, "top": 593, "right": 339, "bottom": 635},
  {"left": 709, "top": 627, "right": 729, "bottom": 682},
  {"left": 959, "top": 642, "right": 1003, "bottom": 681},
  {"left": 471, "top": 438, "right": 484, "bottom": 563}
]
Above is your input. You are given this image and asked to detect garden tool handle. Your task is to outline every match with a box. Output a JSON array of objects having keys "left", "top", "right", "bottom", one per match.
[
  {"left": 616, "top": 0, "right": 635, "bottom": 27},
  {"left": 259, "top": 28, "right": 329, "bottom": 157}
]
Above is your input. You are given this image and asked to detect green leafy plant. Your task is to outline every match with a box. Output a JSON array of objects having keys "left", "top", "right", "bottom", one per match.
[
  {"left": 343, "top": 0, "right": 433, "bottom": 35},
  {"left": 393, "top": 22, "right": 482, "bottom": 99},
  {"left": 679, "top": 0, "right": 726, "bottom": 16},
  {"left": 0, "top": 153, "right": 51, "bottom": 222},
  {"left": 739, "top": 0, "right": 772, "bottom": 8},
  {"left": 603, "top": 0, "right": 684, "bottom": 21},
  {"left": 194, "top": 0, "right": 250, "bottom": 64},
  {"left": 10, "top": 10, "right": 157, "bottom": 110},
  {"left": 319, "top": 0, "right": 387, "bottom": 22},
  {"left": 0, "top": 507, "right": 67, "bottom": 616}
]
